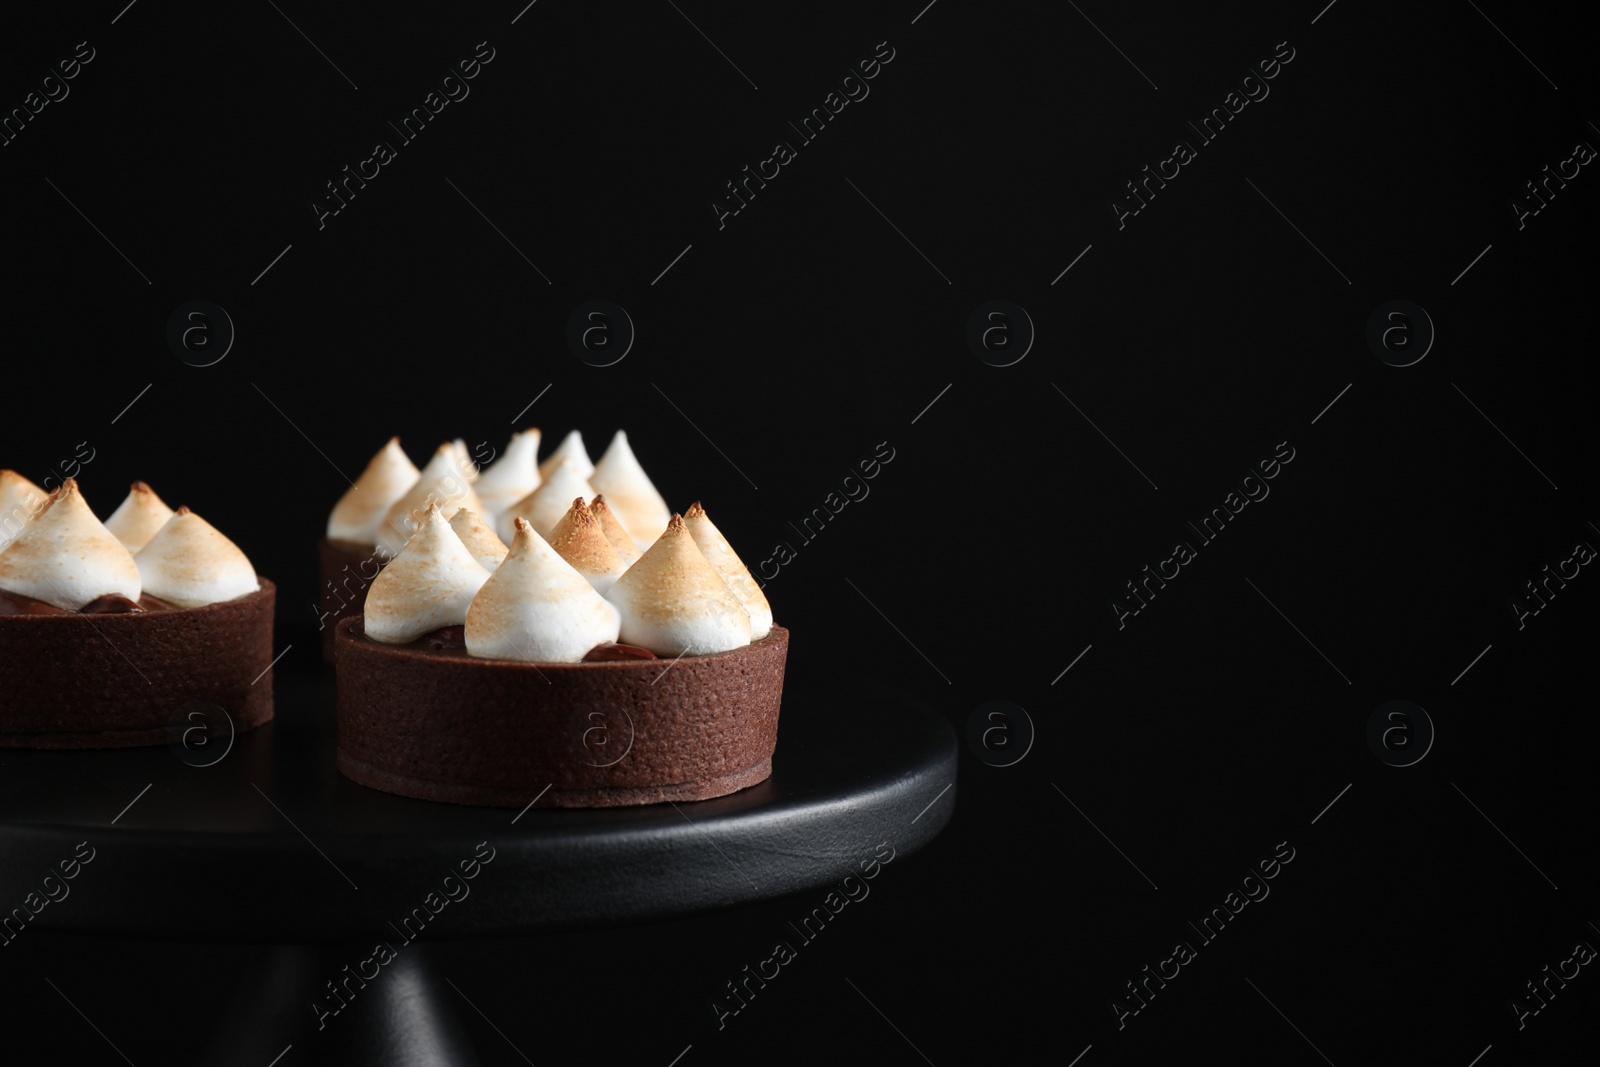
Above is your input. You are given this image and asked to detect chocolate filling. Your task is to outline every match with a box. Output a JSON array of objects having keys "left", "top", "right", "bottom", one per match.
[
  {"left": 419, "top": 625, "right": 467, "bottom": 650},
  {"left": 581, "top": 642, "right": 659, "bottom": 662},
  {"left": 396, "top": 627, "right": 659, "bottom": 661},
  {"left": 0, "top": 590, "right": 179, "bottom": 616}
]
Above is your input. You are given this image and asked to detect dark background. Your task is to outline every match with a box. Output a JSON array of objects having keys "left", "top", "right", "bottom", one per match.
[{"left": 2, "top": 0, "right": 1596, "bottom": 1063}]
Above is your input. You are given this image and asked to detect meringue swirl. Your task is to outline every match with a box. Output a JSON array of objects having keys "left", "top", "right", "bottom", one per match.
[
  {"left": 604, "top": 514, "right": 750, "bottom": 656},
  {"left": 376, "top": 443, "right": 487, "bottom": 559},
  {"left": 364, "top": 505, "right": 491, "bottom": 643},
  {"left": 590, "top": 431, "right": 670, "bottom": 551},
  {"left": 473, "top": 428, "right": 541, "bottom": 517},
  {"left": 328, "top": 437, "right": 420, "bottom": 545},
  {"left": 0, "top": 479, "right": 141, "bottom": 610},
  {"left": 497, "top": 458, "right": 594, "bottom": 542},
  {"left": 329, "top": 429, "right": 777, "bottom": 662},
  {"left": 538, "top": 429, "right": 593, "bottom": 481},
  {"left": 104, "top": 481, "right": 175, "bottom": 554},
  {"left": 448, "top": 508, "right": 509, "bottom": 572},
  {"left": 684, "top": 502, "right": 772, "bottom": 640},
  {"left": 546, "top": 498, "right": 627, "bottom": 594},
  {"left": 135, "top": 507, "right": 259, "bottom": 607},
  {"left": 0, "top": 469, "right": 49, "bottom": 554},
  {"left": 465, "top": 517, "right": 620, "bottom": 663},
  {"left": 589, "top": 496, "right": 642, "bottom": 566}
]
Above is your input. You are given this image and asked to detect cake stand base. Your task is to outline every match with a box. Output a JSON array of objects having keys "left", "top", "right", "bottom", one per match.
[
  {"left": 1, "top": 672, "right": 956, "bottom": 1064},
  {"left": 198, "top": 944, "right": 479, "bottom": 1066}
]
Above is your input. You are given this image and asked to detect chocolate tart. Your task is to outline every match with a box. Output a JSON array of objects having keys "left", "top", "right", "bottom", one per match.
[
  {"left": 318, "top": 537, "right": 384, "bottom": 660},
  {"left": 334, "top": 617, "right": 788, "bottom": 808},
  {"left": 0, "top": 581, "right": 277, "bottom": 749}
]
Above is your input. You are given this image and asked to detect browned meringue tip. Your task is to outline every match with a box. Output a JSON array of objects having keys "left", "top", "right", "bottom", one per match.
[
  {"left": 686, "top": 501, "right": 706, "bottom": 518},
  {"left": 44, "top": 478, "right": 81, "bottom": 506},
  {"left": 548, "top": 499, "right": 624, "bottom": 578},
  {"left": 447, "top": 508, "right": 508, "bottom": 572},
  {"left": 667, "top": 513, "right": 686, "bottom": 530},
  {"left": 131, "top": 480, "right": 153, "bottom": 493},
  {"left": 587, "top": 496, "right": 641, "bottom": 564},
  {"left": 506, "top": 516, "right": 545, "bottom": 555},
  {"left": 28, "top": 481, "right": 73, "bottom": 522},
  {"left": 175, "top": 505, "right": 192, "bottom": 516},
  {"left": 0, "top": 470, "right": 48, "bottom": 511}
]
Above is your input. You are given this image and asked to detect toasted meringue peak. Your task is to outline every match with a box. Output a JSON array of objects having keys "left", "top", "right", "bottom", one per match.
[
  {"left": 135, "top": 507, "right": 259, "bottom": 607},
  {"left": 328, "top": 438, "right": 421, "bottom": 545},
  {"left": 591, "top": 431, "right": 671, "bottom": 551},
  {"left": 448, "top": 508, "right": 509, "bottom": 572},
  {"left": 590, "top": 496, "right": 642, "bottom": 567},
  {"left": 473, "top": 428, "right": 542, "bottom": 517},
  {"left": 497, "top": 459, "right": 594, "bottom": 543},
  {"left": 465, "top": 518, "right": 620, "bottom": 663},
  {"left": 547, "top": 498, "right": 628, "bottom": 594},
  {"left": 537, "top": 429, "right": 594, "bottom": 481},
  {"left": 452, "top": 438, "right": 480, "bottom": 481},
  {"left": 684, "top": 502, "right": 772, "bottom": 640},
  {"left": 364, "top": 505, "right": 491, "bottom": 643},
  {"left": 103, "top": 481, "right": 176, "bottom": 553},
  {"left": 376, "top": 443, "right": 488, "bottom": 559},
  {"left": 0, "top": 479, "right": 141, "bottom": 610},
  {"left": 604, "top": 514, "right": 750, "bottom": 656},
  {"left": 0, "top": 470, "right": 49, "bottom": 553}
]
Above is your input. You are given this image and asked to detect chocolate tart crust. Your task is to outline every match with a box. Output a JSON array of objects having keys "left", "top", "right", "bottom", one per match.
[
  {"left": 334, "top": 618, "right": 788, "bottom": 808},
  {"left": 0, "top": 580, "right": 277, "bottom": 749},
  {"left": 318, "top": 537, "right": 384, "bottom": 661}
]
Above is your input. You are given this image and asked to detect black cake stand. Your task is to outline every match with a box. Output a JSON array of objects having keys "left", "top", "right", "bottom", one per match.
[{"left": 0, "top": 672, "right": 957, "bottom": 1065}]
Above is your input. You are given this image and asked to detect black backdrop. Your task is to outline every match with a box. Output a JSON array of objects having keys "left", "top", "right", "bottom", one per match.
[{"left": 2, "top": 0, "right": 1597, "bottom": 1063}]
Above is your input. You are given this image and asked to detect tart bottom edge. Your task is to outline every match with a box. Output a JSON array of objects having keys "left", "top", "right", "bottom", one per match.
[
  {"left": 335, "top": 749, "right": 773, "bottom": 808},
  {"left": 0, "top": 701, "right": 274, "bottom": 750}
]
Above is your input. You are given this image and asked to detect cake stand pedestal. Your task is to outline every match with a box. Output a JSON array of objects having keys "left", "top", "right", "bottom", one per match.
[{"left": 0, "top": 673, "right": 957, "bottom": 1065}]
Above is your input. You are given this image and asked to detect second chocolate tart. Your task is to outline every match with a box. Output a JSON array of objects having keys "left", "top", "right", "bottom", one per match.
[{"left": 0, "top": 581, "right": 277, "bottom": 749}]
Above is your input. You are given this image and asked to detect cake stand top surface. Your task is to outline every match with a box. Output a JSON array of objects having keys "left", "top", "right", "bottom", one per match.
[{"left": 0, "top": 672, "right": 957, "bottom": 941}]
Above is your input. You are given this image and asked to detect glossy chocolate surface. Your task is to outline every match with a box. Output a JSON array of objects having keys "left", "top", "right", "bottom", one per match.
[
  {"left": 0, "top": 589, "right": 178, "bottom": 616},
  {"left": 386, "top": 626, "right": 662, "bottom": 661}
]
